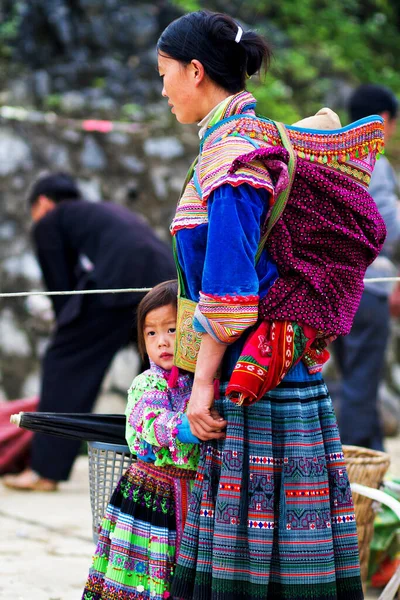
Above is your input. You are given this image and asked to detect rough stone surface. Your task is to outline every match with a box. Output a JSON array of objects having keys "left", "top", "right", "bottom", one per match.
[
  {"left": 0, "top": 0, "right": 202, "bottom": 400},
  {"left": 0, "top": 120, "right": 197, "bottom": 402},
  {"left": 3, "top": 252, "right": 42, "bottom": 282},
  {"left": 0, "top": 129, "right": 32, "bottom": 176},
  {"left": 144, "top": 136, "right": 185, "bottom": 160},
  {"left": 80, "top": 135, "right": 107, "bottom": 171},
  {"left": 0, "top": 309, "right": 31, "bottom": 357}
]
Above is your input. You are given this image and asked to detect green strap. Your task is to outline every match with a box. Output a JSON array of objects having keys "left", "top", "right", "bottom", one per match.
[
  {"left": 173, "top": 155, "right": 199, "bottom": 299},
  {"left": 179, "top": 155, "right": 198, "bottom": 198},
  {"left": 173, "top": 235, "right": 187, "bottom": 298},
  {"left": 255, "top": 121, "right": 297, "bottom": 263}
]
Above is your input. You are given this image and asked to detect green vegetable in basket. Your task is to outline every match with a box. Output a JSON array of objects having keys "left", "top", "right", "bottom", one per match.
[{"left": 368, "top": 478, "right": 400, "bottom": 581}]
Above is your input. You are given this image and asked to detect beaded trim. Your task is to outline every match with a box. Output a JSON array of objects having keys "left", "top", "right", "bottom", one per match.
[
  {"left": 171, "top": 91, "right": 384, "bottom": 236},
  {"left": 203, "top": 113, "right": 384, "bottom": 189}
]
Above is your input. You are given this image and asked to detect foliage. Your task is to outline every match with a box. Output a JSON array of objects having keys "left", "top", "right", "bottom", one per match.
[
  {"left": 0, "top": 1, "right": 21, "bottom": 59},
  {"left": 172, "top": 0, "right": 201, "bottom": 11},
  {"left": 171, "top": 0, "right": 400, "bottom": 124},
  {"left": 44, "top": 94, "right": 62, "bottom": 111}
]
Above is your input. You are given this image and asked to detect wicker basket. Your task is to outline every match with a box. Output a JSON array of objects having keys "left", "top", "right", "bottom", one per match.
[
  {"left": 343, "top": 445, "right": 391, "bottom": 585},
  {"left": 87, "top": 441, "right": 135, "bottom": 543}
]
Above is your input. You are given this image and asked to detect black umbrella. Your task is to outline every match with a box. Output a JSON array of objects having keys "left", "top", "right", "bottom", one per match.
[{"left": 10, "top": 412, "right": 127, "bottom": 445}]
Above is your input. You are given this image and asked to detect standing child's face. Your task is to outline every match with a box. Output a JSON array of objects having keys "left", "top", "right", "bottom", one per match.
[{"left": 143, "top": 303, "right": 177, "bottom": 371}]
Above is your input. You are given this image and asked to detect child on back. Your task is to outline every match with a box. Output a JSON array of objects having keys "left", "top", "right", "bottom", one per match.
[{"left": 82, "top": 280, "right": 199, "bottom": 600}]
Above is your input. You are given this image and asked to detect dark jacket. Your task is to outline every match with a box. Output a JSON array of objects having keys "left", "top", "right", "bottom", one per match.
[{"left": 32, "top": 200, "right": 176, "bottom": 325}]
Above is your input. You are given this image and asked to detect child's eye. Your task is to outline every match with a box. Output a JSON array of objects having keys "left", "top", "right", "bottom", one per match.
[
  {"left": 147, "top": 331, "right": 156, "bottom": 337},
  {"left": 168, "top": 328, "right": 176, "bottom": 334}
]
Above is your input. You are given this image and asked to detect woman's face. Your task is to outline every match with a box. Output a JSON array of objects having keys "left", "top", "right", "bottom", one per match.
[{"left": 158, "top": 53, "right": 204, "bottom": 124}]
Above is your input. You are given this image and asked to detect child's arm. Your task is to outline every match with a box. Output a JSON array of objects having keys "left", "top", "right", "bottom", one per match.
[{"left": 125, "top": 372, "right": 199, "bottom": 465}]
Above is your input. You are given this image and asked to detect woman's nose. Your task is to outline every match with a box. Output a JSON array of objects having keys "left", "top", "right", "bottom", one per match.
[{"left": 162, "top": 86, "right": 167, "bottom": 98}]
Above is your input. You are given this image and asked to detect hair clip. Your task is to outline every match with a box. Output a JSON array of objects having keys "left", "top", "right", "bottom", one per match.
[{"left": 235, "top": 26, "right": 243, "bottom": 43}]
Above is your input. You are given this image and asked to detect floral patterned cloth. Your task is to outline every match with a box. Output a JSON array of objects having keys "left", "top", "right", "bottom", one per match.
[{"left": 125, "top": 361, "right": 199, "bottom": 469}]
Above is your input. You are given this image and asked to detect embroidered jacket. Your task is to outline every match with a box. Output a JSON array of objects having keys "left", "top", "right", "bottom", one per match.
[
  {"left": 171, "top": 92, "right": 386, "bottom": 372},
  {"left": 125, "top": 362, "right": 199, "bottom": 469}
]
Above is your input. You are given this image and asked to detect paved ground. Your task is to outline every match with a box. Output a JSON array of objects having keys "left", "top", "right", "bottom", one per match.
[
  {"left": 1, "top": 456, "right": 93, "bottom": 600},
  {"left": 1, "top": 436, "right": 400, "bottom": 600}
]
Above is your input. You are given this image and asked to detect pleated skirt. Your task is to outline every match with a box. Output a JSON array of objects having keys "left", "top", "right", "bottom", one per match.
[
  {"left": 82, "top": 461, "right": 195, "bottom": 600},
  {"left": 172, "top": 362, "right": 364, "bottom": 600}
]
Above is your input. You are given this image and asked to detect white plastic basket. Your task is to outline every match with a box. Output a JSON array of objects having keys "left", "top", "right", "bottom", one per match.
[{"left": 87, "top": 441, "right": 135, "bottom": 543}]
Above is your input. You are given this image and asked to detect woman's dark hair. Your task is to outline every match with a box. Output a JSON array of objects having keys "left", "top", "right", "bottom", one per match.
[
  {"left": 157, "top": 10, "right": 271, "bottom": 94},
  {"left": 349, "top": 84, "right": 398, "bottom": 122},
  {"left": 27, "top": 172, "right": 81, "bottom": 207},
  {"left": 136, "top": 279, "right": 178, "bottom": 360}
]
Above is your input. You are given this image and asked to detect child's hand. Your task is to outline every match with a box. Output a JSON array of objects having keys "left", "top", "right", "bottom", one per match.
[{"left": 187, "top": 380, "right": 227, "bottom": 441}]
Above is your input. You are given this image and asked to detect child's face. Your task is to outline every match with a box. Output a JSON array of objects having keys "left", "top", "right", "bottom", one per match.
[{"left": 143, "top": 303, "right": 177, "bottom": 371}]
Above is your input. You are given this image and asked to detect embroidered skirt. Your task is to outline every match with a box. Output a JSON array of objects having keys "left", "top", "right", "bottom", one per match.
[
  {"left": 82, "top": 461, "right": 196, "bottom": 600},
  {"left": 171, "top": 362, "right": 364, "bottom": 600}
]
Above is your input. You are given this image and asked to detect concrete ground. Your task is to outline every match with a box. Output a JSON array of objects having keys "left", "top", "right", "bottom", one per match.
[{"left": 1, "top": 436, "right": 400, "bottom": 600}]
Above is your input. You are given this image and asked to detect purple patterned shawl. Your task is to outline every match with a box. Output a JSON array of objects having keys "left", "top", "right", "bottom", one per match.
[{"left": 198, "top": 92, "right": 387, "bottom": 336}]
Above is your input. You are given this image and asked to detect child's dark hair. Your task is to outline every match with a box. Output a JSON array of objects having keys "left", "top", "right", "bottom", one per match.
[
  {"left": 136, "top": 279, "right": 178, "bottom": 359},
  {"left": 27, "top": 172, "right": 81, "bottom": 207},
  {"left": 157, "top": 10, "right": 271, "bottom": 94},
  {"left": 349, "top": 84, "right": 398, "bottom": 122}
]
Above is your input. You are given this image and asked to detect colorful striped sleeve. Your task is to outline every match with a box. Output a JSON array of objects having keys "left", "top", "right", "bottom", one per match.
[{"left": 193, "top": 183, "right": 268, "bottom": 344}]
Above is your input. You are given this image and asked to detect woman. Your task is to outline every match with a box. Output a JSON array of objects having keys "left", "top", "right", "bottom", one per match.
[{"left": 158, "top": 10, "right": 385, "bottom": 600}]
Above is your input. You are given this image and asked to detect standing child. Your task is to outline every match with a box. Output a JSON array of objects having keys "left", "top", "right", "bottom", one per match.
[{"left": 82, "top": 280, "right": 200, "bottom": 600}]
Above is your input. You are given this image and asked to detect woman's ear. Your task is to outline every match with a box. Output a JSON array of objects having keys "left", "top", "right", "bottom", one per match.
[{"left": 190, "top": 59, "right": 206, "bottom": 87}]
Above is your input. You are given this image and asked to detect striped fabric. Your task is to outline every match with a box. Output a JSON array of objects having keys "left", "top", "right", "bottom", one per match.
[
  {"left": 200, "top": 136, "right": 275, "bottom": 204},
  {"left": 199, "top": 94, "right": 384, "bottom": 205},
  {"left": 172, "top": 91, "right": 384, "bottom": 239},
  {"left": 194, "top": 292, "right": 259, "bottom": 344},
  {"left": 171, "top": 361, "right": 363, "bottom": 600},
  {"left": 82, "top": 461, "right": 195, "bottom": 600},
  {"left": 219, "top": 91, "right": 257, "bottom": 120},
  {"left": 170, "top": 179, "right": 208, "bottom": 236}
]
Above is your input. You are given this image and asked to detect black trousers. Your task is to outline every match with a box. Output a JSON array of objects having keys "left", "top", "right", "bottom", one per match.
[
  {"left": 332, "top": 290, "right": 389, "bottom": 451},
  {"left": 31, "top": 297, "right": 137, "bottom": 481}
]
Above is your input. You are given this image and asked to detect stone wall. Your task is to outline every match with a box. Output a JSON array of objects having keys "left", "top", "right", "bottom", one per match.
[
  {"left": 0, "top": 0, "right": 204, "bottom": 400},
  {"left": 0, "top": 111, "right": 201, "bottom": 399}
]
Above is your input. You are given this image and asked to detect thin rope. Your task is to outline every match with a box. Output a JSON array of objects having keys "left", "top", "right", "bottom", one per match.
[
  {"left": 0, "top": 288, "right": 151, "bottom": 298},
  {"left": 0, "top": 277, "right": 399, "bottom": 299},
  {"left": 363, "top": 277, "right": 400, "bottom": 283}
]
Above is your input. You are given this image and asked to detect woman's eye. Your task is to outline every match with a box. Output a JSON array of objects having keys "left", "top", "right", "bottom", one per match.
[{"left": 168, "top": 328, "right": 176, "bottom": 334}]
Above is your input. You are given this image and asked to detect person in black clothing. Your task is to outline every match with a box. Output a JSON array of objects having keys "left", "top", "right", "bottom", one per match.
[{"left": 4, "top": 173, "right": 176, "bottom": 491}]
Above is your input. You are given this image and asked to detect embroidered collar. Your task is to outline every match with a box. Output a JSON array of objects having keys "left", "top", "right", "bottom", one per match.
[
  {"left": 148, "top": 360, "right": 192, "bottom": 388},
  {"left": 198, "top": 95, "right": 235, "bottom": 139},
  {"left": 198, "top": 90, "right": 257, "bottom": 139},
  {"left": 149, "top": 360, "right": 171, "bottom": 379}
]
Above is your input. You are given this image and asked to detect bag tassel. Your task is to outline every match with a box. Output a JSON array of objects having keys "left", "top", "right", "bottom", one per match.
[
  {"left": 213, "top": 378, "right": 221, "bottom": 400},
  {"left": 168, "top": 365, "right": 180, "bottom": 389}
]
